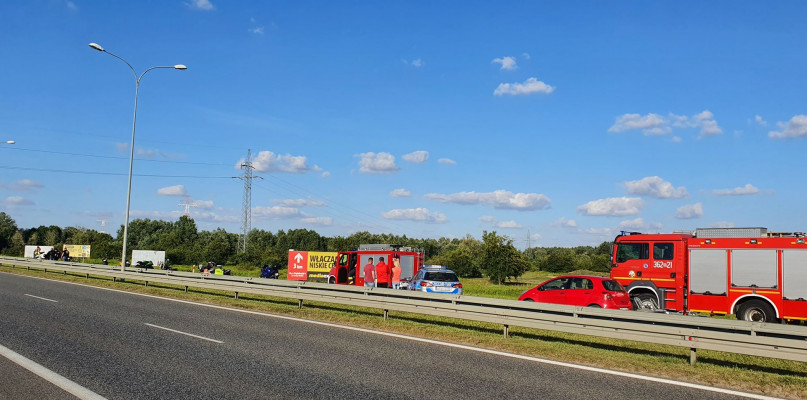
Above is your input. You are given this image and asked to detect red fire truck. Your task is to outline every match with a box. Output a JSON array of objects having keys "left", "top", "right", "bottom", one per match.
[
  {"left": 327, "top": 244, "right": 424, "bottom": 287},
  {"left": 610, "top": 227, "right": 807, "bottom": 323}
]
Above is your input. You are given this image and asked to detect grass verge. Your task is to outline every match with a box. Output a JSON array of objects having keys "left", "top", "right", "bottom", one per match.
[{"left": 2, "top": 264, "right": 805, "bottom": 399}]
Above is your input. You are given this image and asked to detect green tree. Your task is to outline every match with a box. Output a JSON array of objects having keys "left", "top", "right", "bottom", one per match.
[
  {"left": 9, "top": 231, "right": 24, "bottom": 256},
  {"left": 0, "top": 212, "right": 18, "bottom": 252},
  {"left": 542, "top": 248, "right": 576, "bottom": 273},
  {"left": 481, "top": 231, "right": 528, "bottom": 284}
]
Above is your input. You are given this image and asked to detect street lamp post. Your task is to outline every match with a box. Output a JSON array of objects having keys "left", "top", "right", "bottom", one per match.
[{"left": 89, "top": 42, "right": 186, "bottom": 271}]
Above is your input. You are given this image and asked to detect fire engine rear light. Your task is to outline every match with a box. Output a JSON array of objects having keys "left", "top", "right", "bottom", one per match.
[
  {"left": 453, "top": 283, "right": 463, "bottom": 288},
  {"left": 422, "top": 282, "right": 432, "bottom": 287}
]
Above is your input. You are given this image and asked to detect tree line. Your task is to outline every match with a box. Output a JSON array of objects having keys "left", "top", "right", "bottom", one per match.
[{"left": 0, "top": 212, "right": 613, "bottom": 283}]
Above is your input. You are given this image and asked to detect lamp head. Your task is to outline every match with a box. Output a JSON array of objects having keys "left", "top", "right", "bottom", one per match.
[
  {"left": 174, "top": 64, "right": 187, "bottom": 70},
  {"left": 4, "top": 140, "right": 14, "bottom": 144},
  {"left": 89, "top": 43, "right": 105, "bottom": 52}
]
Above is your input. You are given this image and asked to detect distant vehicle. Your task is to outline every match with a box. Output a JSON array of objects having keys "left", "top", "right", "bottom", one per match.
[
  {"left": 325, "top": 244, "right": 424, "bottom": 286},
  {"left": 408, "top": 265, "right": 463, "bottom": 295},
  {"left": 518, "top": 275, "right": 632, "bottom": 310}
]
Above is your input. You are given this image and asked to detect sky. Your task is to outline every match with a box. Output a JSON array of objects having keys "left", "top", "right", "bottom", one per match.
[{"left": 1, "top": 1, "right": 806, "bottom": 248}]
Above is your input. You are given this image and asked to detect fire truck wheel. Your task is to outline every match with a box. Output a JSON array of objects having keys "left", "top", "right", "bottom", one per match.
[
  {"left": 328, "top": 276, "right": 335, "bottom": 284},
  {"left": 633, "top": 293, "right": 659, "bottom": 311},
  {"left": 737, "top": 300, "right": 776, "bottom": 323}
]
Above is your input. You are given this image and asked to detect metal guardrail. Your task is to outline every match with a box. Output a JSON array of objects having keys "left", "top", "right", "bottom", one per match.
[{"left": 2, "top": 256, "right": 806, "bottom": 365}]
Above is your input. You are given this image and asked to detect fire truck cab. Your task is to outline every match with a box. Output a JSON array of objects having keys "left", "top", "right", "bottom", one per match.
[
  {"left": 327, "top": 244, "right": 424, "bottom": 287},
  {"left": 611, "top": 228, "right": 807, "bottom": 323}
]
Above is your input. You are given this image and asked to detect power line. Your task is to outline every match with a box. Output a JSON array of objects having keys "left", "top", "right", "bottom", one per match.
[
  {"left": 5, "top": 147, "right": 231, "bottom": 166},
  {"left": 0, "top": 165, "right": 235, "bottom": 179}
]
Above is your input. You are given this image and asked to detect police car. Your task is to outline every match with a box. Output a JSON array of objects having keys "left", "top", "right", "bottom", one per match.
[{"left": 407, "top": 265, "right": 463, "bottom": 295}]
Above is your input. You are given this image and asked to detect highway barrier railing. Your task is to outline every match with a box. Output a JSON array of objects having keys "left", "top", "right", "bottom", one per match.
[{"left": 2, "top": 256, "right": 806, "bottom": 365}]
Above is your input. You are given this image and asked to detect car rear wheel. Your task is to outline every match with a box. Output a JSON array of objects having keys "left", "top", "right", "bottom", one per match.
[
  {"left": 522, "top": 298, "right": 534, "bottom": 302},
  {"left": 587, "top": 304, "right": 601, "bottom": 308},
  {"left": 633, "top": 293, "right": 659, "bottom": 311},
  {"left": 737, "top": 299, "right": 776, "bottom": 323}
]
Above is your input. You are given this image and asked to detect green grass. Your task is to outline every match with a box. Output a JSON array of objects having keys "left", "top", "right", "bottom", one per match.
[{"left": 2, "top": 264, "right": 805, "bottom": 399}]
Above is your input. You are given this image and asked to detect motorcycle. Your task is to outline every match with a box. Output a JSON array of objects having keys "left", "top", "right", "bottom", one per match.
[
  {"left": 135, "top": 260, "right": 154, "bottom": 269},
  {"left": 260, "top": 265, "right": 280, "bottom": 279}
]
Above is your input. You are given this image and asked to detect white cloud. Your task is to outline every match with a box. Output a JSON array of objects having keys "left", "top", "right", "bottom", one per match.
[
  {"left": 402, "top": 59, "right": 424, "bottom": 68},
  {"left": 769, "top": 115, "right": 807, "bottom": 139},
  {"left": 754, "top": 115, "right": 767, "bottom": 126},
  {"left": 479, "top": 216, "right": 523, "bottom": 229},
  {"left": 273, "top": 198, "right": 326, "bottom": 207},
  {"left": 551, "top": 217, "right": 578, "bottom": 228},
  {"left": 249, "top": 27, "right": 264, "bottom": 35},
  {"left": 402, "top": 150, "right": 429, "bottom": 163},
  {"left": 577, "top": 197, "right": 644, "bottom": 216},
  {"left": 617, "top": 218, "right": 664, "bottom": 232},
  {"left": 186, "top": 0, "right": 214, "bottom": 10},
  {"left": 6, "top": 196, "right": 33, "bottom": 206},
  {"left": 382, "top": 208, "right": 447, "bottom": 224},
  {"left": 438, "top": 158, "right": 456, "bottom": 165},
  {"left": 609, "top": 110, "right": 722, "bottom": 138},
  {"left": 241, "top": 151, "right": 312, "bottom": 173},
  {"left": 0, "top": 179, "right": 44, "bottom": 191},
  {"left": 157, "top": 185, "right": 187, "bottom": 197},
  {"left": 252, "top": 206, "right": 302, "bottom": 219},
  {"left": 322, "top": 171, "right": 331, "bottom": 178},
  {"left": 675, "top": 203, "right": 704, "bottom": 219},
  {"left": 390, "top": 189, "right": 411, "bottom": 198},
  {"left": 425, "top": 190, "right": 551, "bottom": 211},
  {"left": 712, "top": 184, "right": 760, "bottom": 196},
  {"left": 357, "top": 152, "right": 399, "bottom": 174},
  {"left": 619, "top": 218, "right": 645, "bottom": 229},
  {"left": 193, "top": 200, "right": 215, "bottom": 210},
  {"left": 493, "top": 77, "right": 554, "bottom": 96},
  {"left": 300, "top": 217, "right": 333, "bottom": 226},
  {"left": 624, "top": 176, "right": 688, "bottom": 199},
  {"left": 492, "top": 56, "right": 518, "bottom": 70},
  {"left": 522, "top": 53, "right": 531, "bottom": 60},
  {"left": 608, "top": 113, "right": 667, "bottom": 135}
]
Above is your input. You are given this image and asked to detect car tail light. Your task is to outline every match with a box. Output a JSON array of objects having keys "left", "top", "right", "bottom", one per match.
[
  {"left": 422, "top": 282, "right": 433, "bottom": 287},
  {"left": 453, "top": 283, "right": 463, "bottom": 288}
]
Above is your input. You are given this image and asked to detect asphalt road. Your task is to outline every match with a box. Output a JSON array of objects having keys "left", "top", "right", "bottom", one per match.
[{"left": 0, "top": 272, "right": 763, "bottom": 400}]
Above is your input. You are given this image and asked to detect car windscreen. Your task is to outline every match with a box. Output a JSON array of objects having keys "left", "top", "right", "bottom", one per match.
[
  {"left": 601, "top": 280, "right": 626, "bottom": 292},
  {"left": 424, "top": 272, "right": 459, "bottom": 282}
]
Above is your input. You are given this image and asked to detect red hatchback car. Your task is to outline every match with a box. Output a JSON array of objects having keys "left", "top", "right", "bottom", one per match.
[{"left": 518, "top": 275, "right": 632, "bottom": 310}]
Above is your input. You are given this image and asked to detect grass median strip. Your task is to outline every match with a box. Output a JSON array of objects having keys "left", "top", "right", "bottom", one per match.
[{"left": 2, "top": 264, "right": 805, "bottom": 399}]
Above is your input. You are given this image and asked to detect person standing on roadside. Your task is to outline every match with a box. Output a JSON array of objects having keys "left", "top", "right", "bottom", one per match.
[
  {"left": 391, "top": 255, "right": 402, "bottom": 289},
  {"left": 61, "top": 247, "right": 70, "bottom": 261},
  {"left": 363, "top": 257, "right": 376, "bottom": 288},
  {"left": 375, "top": 256, "right": 390, "bottom": 288}
]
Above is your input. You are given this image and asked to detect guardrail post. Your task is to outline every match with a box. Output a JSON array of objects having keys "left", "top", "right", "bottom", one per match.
[
  {"left": 690, "top": 348, "right": 697, "bottom": 365},
  {"left": 86, "top": 273, "right": 89, "bottom": 279},
  {"left": 384, "top": 309, "right": 389, "bottom": 321},
  {"left": 298, "top": 299, "right": 303, "bottom": 309},
  {"left": 504, "top": 324, "right": 509, "bottom": 338},
  {"left": 185, "top": 286, "right": 189, "bottom": 293},
  {"left": 145, "top": 281, "right": 148, "bottom": 287},
  {"left": 234, "top": 292, "right": 239, "bottom": 299}
]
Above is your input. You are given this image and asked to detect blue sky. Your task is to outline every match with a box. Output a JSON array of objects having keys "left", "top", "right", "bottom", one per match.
[{"left": 1, "top": 1, "right": 806, "bottom": 248}]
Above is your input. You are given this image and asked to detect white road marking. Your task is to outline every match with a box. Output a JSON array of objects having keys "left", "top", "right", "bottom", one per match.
[
  {"left": 3, "top": 271, "right": 784, "bottom": 400},
  {"left": 24, "top": 294, "right": 58, "bottom": 302},
  {"left": 0, "top": 342, "right": 106, "bottom": 400},
  {"left": 144, "top": 323, "right": 224, "bottom": 344}
]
